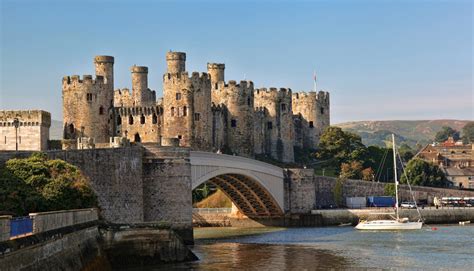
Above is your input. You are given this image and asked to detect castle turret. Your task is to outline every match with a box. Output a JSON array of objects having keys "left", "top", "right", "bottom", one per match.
[
  {"left": 166, "top": 52, "right": 186, "bottom": 74},
  {"left": 212, "top": 80, "right": 254, "bottom": 157},
  {"left": 94, "top": 56, "right": 114, "bottom": 87},
  {"left": 131, "top": 65, "right": 149, "bottom": 106},
  {"left": 207, "top": 63, "right": 225, "bottom": 87},
  {"left": 254, "top": 87, "right": 294, "bottom": 162},
  {"left": 292, "top": 91, "right": 330, "bottom": 148}
]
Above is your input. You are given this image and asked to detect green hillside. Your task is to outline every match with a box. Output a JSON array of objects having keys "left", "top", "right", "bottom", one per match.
[{"left": 335, "top": 120, "right": 470, "bottom": 149}]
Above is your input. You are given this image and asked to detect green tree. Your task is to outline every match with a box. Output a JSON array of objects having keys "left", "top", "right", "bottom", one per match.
[
  {"left": 400, "top": 158, "right": 449, "bottom": 187},
  {"left": 461, "top": 122, "right": 474, "bottom": 143},
  {"left": 0, "top": 153, "right": 97, "bottom": 215},
  {"left": 384, "top": 183, "right": 396, "bottom": 197},
  {"left": 398, "top": 143, "right": 414, "bottom": 162},
  {"left": 316, "top": 126, "right": 367, "bottom": 170},
  {"left": 434, "top": 126, "right": 460, "bottom": 142}
]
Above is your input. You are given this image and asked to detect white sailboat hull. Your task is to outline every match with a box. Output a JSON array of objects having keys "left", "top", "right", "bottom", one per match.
[{"left": 355, "top": 220, "right": 423, "bottom": 230}]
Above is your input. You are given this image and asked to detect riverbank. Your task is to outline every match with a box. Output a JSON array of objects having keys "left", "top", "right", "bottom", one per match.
[{"left": 193, "top": 208, "right": 474, "bottom": 227}]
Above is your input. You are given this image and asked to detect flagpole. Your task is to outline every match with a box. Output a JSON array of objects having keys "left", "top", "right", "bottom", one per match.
[{"left": 313, "top": 70, "right": 317, "bottom": 92}]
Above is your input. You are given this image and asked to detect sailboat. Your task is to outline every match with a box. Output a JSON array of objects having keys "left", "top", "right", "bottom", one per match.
[{"left": 355, "top": 134, "right": 423, "bottom": 230}]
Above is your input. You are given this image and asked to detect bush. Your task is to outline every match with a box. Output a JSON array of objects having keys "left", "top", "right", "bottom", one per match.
[{"left": 0, "top": 153, "right": 97, "bottom": 215}]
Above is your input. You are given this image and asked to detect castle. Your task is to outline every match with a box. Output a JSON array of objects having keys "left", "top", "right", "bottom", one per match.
[{"left": 62, "top": 52, "right": 330, "bottom": 162}]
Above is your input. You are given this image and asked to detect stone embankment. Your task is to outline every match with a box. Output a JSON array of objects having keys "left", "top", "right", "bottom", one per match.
[
  {"left": 311, "top": 208, "right": 474, "bottom": 226},
  {"left": 0, "top": 209, "right": 196, "bottom": 270}
]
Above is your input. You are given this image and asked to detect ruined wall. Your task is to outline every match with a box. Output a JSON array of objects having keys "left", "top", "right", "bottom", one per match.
[
  {"left": 292, "top": 91, "right": 330, "bottom": 149},
  {"left": 0, "top": 110, "right": 50, "bottom": 151},
  {"left": 254, "top": 88, "right": 294, "bottom": 162},
  {"left": 113, "top": 106, "right": 162, "bottom": 143},
  {"left": 63, "top": 56, "right": 114, "bottom": 144},
  {"left": 212, "top": 80, "right": 255, "bottom": 157}
]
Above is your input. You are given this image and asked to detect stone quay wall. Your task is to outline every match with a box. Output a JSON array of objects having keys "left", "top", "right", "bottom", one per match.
[
  {"left": 315, "top": 176, "right": 474, "bottom": 207},
  {"left": 30, "top": 208, "right": 98, "bottom": 233}
]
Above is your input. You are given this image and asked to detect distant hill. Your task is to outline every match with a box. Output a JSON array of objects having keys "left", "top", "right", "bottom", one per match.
[
  {"left": 335, "top": 120, "right": 470, "bottom": 149},
  {"left": 50, "top": 120, "right": 63, "bottom": 140}
]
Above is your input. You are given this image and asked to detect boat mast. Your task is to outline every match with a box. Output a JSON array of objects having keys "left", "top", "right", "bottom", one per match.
[{"left": 392, "top": 134, "right": 400, "bottom": 220}]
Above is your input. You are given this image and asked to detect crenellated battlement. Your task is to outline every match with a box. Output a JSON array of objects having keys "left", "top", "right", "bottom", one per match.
[
  {"left": 62, "top": 75, "right": 105, "bottom": 86},
  {"left": 163, "top": 71, "right": 210, "bottom": 87},
  {"left": 255, "top": 87, "right": 292, "bottom": 100},
  {"left": 131, "top": 65, "right": 148, "bottom": 73},
  {"left": 293, "top": 91, "right": 329, "bottom": 105},
  {"left": 213, "top": 80, "right": 254, "bottom": 96},
  {"left": 94, "top": 55, "right": 114, "bottom": 64}
]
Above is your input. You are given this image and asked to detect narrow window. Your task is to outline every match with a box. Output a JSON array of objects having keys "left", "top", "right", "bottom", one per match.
[
  {"left": 281, "top": 103, "right": 286, "bottom": 111},
  {"left": 320, "top": 108, "right": 324, "bottom": 114},
  {"left": 178, "top": 135, "right": 182, "bottom": 139},
  {"left": 140, "top": 114, "right": 145, "bottom": 124},
  {"left": 152, "top": 114, "right": 158, "bottom": 124},
  {"left": 117, "top": 115, "right": 122, "bottom": 125},
  {"left": 87, "top": 93, "right": 93, "bottom": 102},
  {"left": 69, "top": 123, "right": 74, "bottom": 134},
  {"left": 231, "top": 119, "right": 237, "bottom": 127},
  {"left": 183, "top": 106, "right": 187, "bottom": 116},
  {"left": 171, "top": 107, "right": 175, "bottom": 117},
  {"left": 129, "top": 115, "right": 134, "bottom": 125},
  {"left": 247, "top": 97, "right": 251, "bottom": 106},
  {"left": 215, "top": 83, "right": 218, "bottom": 89},
  {"left": 194, "top": 113, "right": 200, "bottom": 121},
  {"left": 134, "top": 133, "right": 141, "bottom": 142},
  {"left": 176, "top": 93, "right": 182, "bottom": 100},
  {"left": 267, "top": 121, "right": 273, "bottom": 130},
  {"left": 99, "top": 106, "right": 104, "bottom": 115},
  {"left": 309, "top": 121, "right": 314, "bottom": 128}
]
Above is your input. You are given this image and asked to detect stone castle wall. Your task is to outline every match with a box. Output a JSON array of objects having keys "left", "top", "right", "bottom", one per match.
[{"left": 0, "top": 110, "right": 51, "bottom": 151}]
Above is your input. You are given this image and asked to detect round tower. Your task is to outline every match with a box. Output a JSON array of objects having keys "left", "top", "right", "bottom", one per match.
[
  {"left": 207, "top": 63, "right": 225, "bottom": 87},
  {"left": 166, "top": 52, "right": 186, "bottom": 74},
  {"left": 94, "top": 56, "right": 114, "bottom": 87},
  {"left": 131, "top": 65, "right": 148, "bottom": 106}
]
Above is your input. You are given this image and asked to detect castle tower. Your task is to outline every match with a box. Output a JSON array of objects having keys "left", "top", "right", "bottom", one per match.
[
  {"left": 62, "top": 56, "right": 114, "bottom": 147},
  {"left": 131, "top": 65, "right": 149, "bottom": 106},
  {"left": 162, "top": 52, "right": 212, "bottom": 150},
  {"left": 166, "top": 52, "right": 186, "bottom": 74},
  {"left": 254, "top": 88, "right": 294, "bottom": 162},
  {"left": 207, "top": 63, "right": 225, "bottom": 87},
  {"left": 213, "top": 80, "right": 254, "bottom": 157},
  {"left": 292, "top": 91, "right": 330, "bottom": 149}
]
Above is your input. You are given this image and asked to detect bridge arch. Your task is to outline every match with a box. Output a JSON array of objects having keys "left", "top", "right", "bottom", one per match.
[{"left": 190, "top": 151, "right": 285, "bottom": 217}]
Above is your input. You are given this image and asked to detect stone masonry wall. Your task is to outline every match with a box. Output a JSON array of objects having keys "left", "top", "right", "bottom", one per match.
[
  {"left": 315, "top": 176, "right": 474, "bottom": 207},
  {"left": 0, "top": 110, "right": 51, "bottom": 151},
  {"left": 285, "top": 169, "right": 316, "bottom": 213}
]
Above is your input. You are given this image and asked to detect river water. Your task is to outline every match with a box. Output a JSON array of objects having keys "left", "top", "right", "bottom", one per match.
[{"left": 147, "top": 225, "right": 474, "bottom": 270}]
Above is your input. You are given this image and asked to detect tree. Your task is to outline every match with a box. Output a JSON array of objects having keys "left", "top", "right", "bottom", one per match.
[
  {"left": 434, "top": 126, "right": 460, "bottom": 142},
  {"left": 400, "top": 158, "right": 450, "bottom": 187},
  {"left": 398, "top": 143, "right": 414, "bottom": 162},
  {"left": 0, "top": 153, "right": 97, "bottom": 215},
  {"left": 461, "top": 122, "right": 474, "bottom": 143},
  {"left": 384, "top": 183, "right": 396, "bottom": 197},
  {"left": 316, "top": 126, "right": 367, "bottom": 170},
  {"left": 339, "top": 161, "right": 363, "bottom": 180},
  {"left": 361, "top": 167, "right": 375, "bottom": 181}
]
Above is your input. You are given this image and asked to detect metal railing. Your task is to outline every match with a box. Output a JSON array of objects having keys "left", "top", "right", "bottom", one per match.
[{"left": 193, "top": 208, "right": 232, "bottom": 214}]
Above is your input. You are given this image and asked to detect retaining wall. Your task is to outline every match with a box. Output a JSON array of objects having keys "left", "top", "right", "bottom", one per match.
[
  {"left": 30, "top": 208, "right": 98, "bottom": 233},
  {"left": 0, "top": 216, "right": 11, "bottom": 242}
]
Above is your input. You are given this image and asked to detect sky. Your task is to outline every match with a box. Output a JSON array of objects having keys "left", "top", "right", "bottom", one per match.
[{"left": 0, "top": 0, "right": 472, "bottom": 123}]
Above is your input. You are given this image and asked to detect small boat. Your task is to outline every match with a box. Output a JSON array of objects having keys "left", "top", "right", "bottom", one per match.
[
  {"left": 459, "top": 221, "right": 471, "bottom": 225},
  {"left": 355, "top": 134, "right": 423, "bottom": 231}
]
